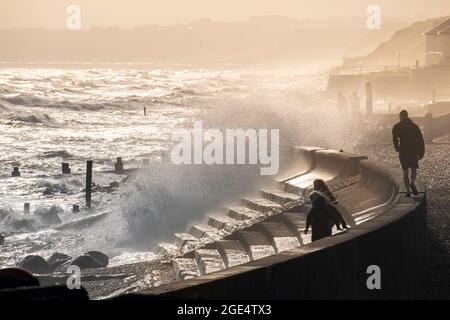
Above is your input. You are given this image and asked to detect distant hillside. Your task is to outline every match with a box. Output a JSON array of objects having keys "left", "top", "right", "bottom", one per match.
[
  {"left": 359, "top": 16, "right": 449, "bottom": 66},
  {"left": 344, "top": 23, "right": 408, "bottom": 57},
  {"left": 0, "top": 16, "right": 414, "bottom": 69}
]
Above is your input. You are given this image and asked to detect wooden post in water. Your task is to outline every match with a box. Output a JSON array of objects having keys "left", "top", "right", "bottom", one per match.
[
  {"left": 12, "top": 167, "right": 20, "bottom": 177},
  {"left": 62, "top": 163, "right": 71, "bottom": 174},
  {"left": 73, "top": 204, "right": 80, "bottom": 213},
  {"left": 115, "top": 157, "right": 124, "bottom": 174},
  {"left": 144, "top": 107, "right": 147, "bottom": 116},
  {"left": 24, "top": 203, "right": 30, "bottom": 214},
  {"left": 86, "top": 161, "right": 93, "bottom": 208}
]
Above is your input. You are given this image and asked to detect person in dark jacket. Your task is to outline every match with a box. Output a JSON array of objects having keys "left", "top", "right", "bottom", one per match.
[
  {"left": 304, "top": 192, "right": 340, "bottom": 241},
  {"left": 392, "top": 110, "right": 425, "bottom": 196},
  {"left": 313, "top": 179, "right": 348, "bottom": 230}
]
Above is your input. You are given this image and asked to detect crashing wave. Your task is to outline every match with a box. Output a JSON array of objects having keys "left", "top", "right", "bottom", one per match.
[
  {"left": 41, "top": 150, "right": 73, "bottom": 159},
  {"left": 3, "top": 95, "right": 48, "bottom": 107},
  {"left": 8, "top": 113, "right": 54, "bottom": 124}
]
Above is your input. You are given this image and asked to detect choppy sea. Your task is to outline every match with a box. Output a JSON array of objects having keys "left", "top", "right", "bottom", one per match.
[{"left": 0, "top": 64, "right": 342, "bottom": 268}]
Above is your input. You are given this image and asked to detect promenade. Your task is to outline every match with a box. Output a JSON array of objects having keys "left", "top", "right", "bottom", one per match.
[{"left": 357, "top": 144, "right": 450, "bottom": 299}]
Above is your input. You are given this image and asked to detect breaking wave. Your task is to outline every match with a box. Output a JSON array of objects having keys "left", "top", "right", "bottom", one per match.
[{"left": 83, "top": 162, "right": 269, "bottom": 251}]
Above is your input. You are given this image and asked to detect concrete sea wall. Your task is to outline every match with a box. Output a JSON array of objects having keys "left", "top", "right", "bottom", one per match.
[{"left": 141, "top": 147, "right": 427, "bottom": 299}]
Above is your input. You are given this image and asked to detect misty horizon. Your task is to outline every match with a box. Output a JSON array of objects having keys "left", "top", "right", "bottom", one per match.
[
  {"left": 0, "top": 14, "right": 430, "bottom": 31},
  {"left": 1, "top": 0, "right": 450, "bottom": 30},
  {"left": 0, "top": 14, "right": 426, "bottom": 68}
]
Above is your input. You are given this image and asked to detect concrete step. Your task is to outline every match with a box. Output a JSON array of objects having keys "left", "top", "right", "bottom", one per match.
[
  {"left": 156, "top": 242, "right": 179, "bottom": 256},
  {"left": 173, "top": 258, "right": 201, "bottom": 280},
  {"left": 215, "top": 240, "right": 250, "bottom": 267},
  {"left": 261, "top": 189, "right": 303, "bottom": 205},
  {"left": 194, "top": 249, "right": 226, "bottom": 274},
  {"left": 207, "top": 215, "right": 239, "bottom": 230},
  {"left": 260, "top": 222, "right": 301, "bottom": 253},
  {"left": 284, "top": 183, "right": 306, "bottom": 195},
  {"left": 227, "top": 207, "right": 262, "bottom": 221},
  {"left": 235, "top": 231, "right": 275, "bottom": 261},
  {"left": 242, "top": 198, "right": 283, "bottom": 213},
  {"left": 189, "top": 224, "right": 220, "bottom": 239},
  {"left": 173, "top": 233, "right": 198, "bottom": 247},
  {"left": 281, "top": 212, "right": 311, "bottom": 245},
  {"left": 284, "top": 174, "right": 319, "bottom": 192}
]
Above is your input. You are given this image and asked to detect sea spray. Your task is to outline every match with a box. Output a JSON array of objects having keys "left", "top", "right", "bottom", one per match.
[{"left": 89, "top": 161, "right": 269, "bottom": 251}]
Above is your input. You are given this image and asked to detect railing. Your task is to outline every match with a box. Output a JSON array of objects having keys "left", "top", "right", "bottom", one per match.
[{"left": 331, "top": 65, "right": 414, "bottom": 75}]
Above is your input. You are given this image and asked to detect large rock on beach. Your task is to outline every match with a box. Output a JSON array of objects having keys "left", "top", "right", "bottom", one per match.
[
  {"left": 69, "top": 254, "right": 104, "bottom": 270},
  {"left": 84, "top": 251, "right": 109, "bottom": 268},
  {"left": 47, "top": 253, "right": 72, "bottom": 270},
  {"left": 17, "top": 255, "right": 52, "bottom": 274}
]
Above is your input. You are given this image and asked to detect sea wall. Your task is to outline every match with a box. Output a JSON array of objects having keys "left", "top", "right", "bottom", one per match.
[{"left": 141, "top": 148, "right": 427, "bottom": 299}]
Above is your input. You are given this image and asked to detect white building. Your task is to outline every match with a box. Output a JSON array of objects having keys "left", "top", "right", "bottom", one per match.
[{"left": 424, "top": 18, "right": 450, "bottom": 66}]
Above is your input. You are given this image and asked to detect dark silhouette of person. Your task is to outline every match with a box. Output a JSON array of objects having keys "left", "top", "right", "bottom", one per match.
[
  {"left": 304, "top": 192, "right": 340, "bottom": 241},
  {"left": 392, "top": 110, "right": 425, "bottom": 196},
  {"left": 313, "top": 179, "right": 348, "bottom": 230}
]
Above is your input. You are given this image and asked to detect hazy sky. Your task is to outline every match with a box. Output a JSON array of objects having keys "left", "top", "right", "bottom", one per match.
[{"left": 1, "top": 0, "right": 449, "bottom": 29}]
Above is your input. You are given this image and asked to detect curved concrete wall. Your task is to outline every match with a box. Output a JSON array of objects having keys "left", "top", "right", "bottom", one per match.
[
  {"left": 142, "top": 147, "right": 427, "bottom": 300},
  {"left": 284, "top": 149, "right": 366, "bottom": 194},
  {"left": 277, "top": 146, "right": 323, "bottom": 182}
]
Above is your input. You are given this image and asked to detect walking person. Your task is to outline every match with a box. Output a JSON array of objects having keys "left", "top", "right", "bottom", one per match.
[{"left": 392, "top": 110, "right": 425, "bottom": 197}]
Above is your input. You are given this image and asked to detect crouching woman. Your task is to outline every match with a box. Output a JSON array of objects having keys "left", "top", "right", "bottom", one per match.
[{"left": 304, "top": 191, "right": 340, "bottom": 241}]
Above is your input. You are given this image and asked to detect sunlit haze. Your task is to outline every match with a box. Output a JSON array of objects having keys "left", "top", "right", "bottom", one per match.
[{"left": 1, "top": 0, "right": 450, "bottom": 29}]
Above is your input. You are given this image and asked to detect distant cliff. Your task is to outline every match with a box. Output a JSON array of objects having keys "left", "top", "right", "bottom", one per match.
[
  {"left": 0, "top": 16, "right": 410, "bottom": 69},
  {"left": 354, "top": 16, "right": 449, "bottom": 66}
]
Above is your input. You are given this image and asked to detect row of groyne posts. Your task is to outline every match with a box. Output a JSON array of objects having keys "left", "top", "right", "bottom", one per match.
[
  {"left": 339, "top": 80, "right": 450, "bottom": 142},
  {"left": 10, "top": 157, "right": 151, "bottom": 214}
]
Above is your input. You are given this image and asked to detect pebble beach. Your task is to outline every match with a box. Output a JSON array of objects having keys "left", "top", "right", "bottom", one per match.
[{"left": 356, "top": 143, "right": 450, "bottom": 299}]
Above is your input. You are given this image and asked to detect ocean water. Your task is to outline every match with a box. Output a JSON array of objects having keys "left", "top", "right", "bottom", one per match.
[{"left": 0, "top": 65, "right": 341, "bottom": 268}]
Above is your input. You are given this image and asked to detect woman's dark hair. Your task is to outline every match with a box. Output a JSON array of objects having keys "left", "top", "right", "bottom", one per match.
[
  {"left": 313, "top": 179, "right": 336, "bottom": 202},
  {"left": 313, "top": 179, "right": 326, "bottom": 190}
]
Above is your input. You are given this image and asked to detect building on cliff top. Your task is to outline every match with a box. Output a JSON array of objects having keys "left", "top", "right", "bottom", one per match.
[{"left": 424, "top": 18, "right": 450, "bottom": 66}]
